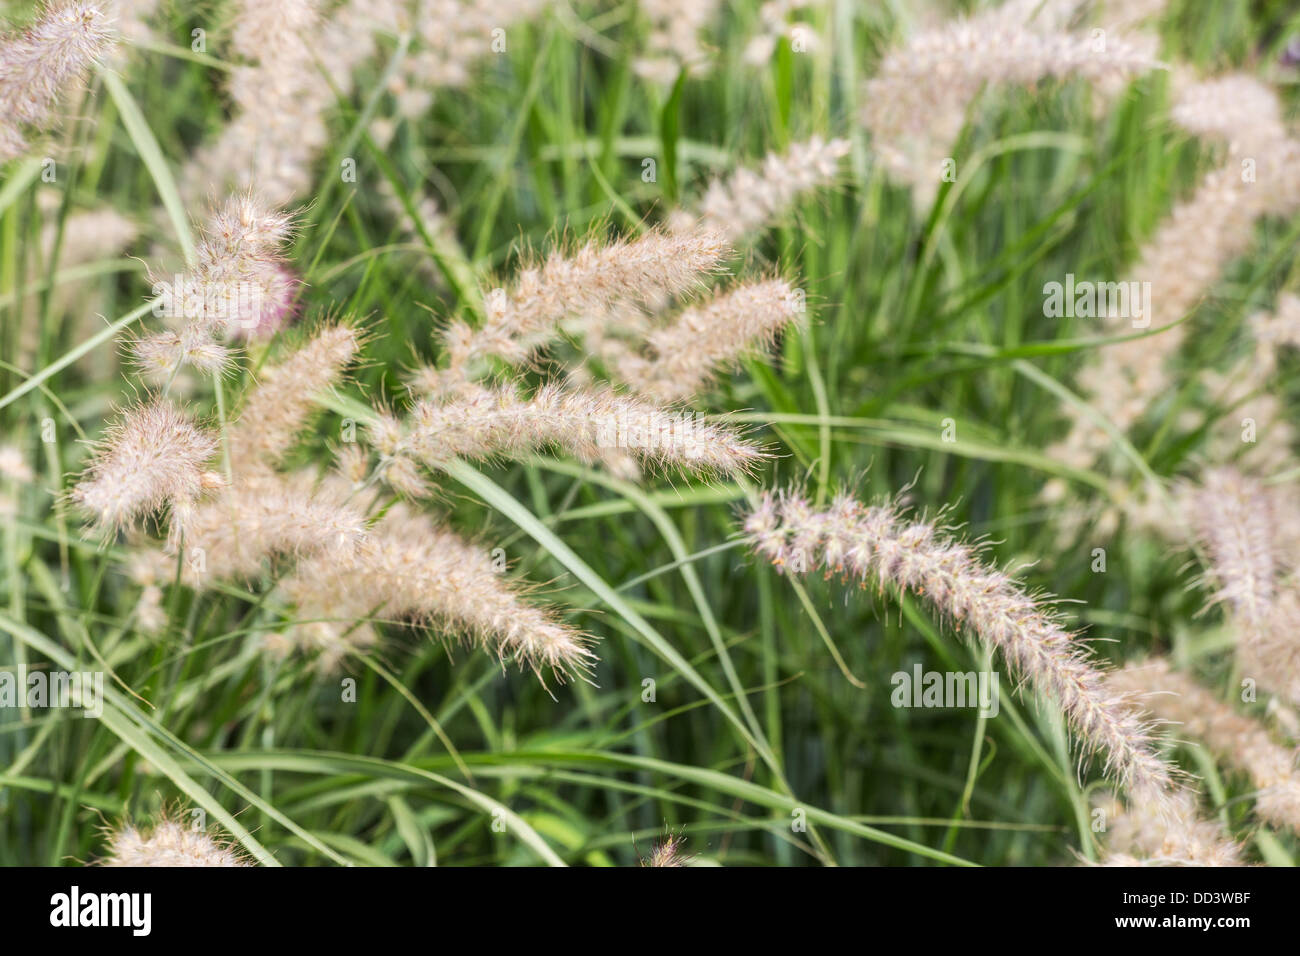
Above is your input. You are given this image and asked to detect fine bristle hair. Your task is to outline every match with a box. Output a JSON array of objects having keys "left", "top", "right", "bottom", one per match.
[
  {"left": 634, "top": 0, "right": 722, "bottom": 82},
  {"left": 671, "top": 136, "right": 850, "bottom": 242},
  {"left": 22, "top": 0, "right": 1300, "bottom": 870},
  {"left": 1050, "top": 72, "right": 1300, "bottom": 471},
  {"left": 1089, "top": 789, "right": 1243, "bottom": 866}
]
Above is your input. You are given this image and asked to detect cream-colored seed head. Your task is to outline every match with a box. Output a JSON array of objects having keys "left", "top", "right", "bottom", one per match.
[
  {"left": 1180, "top": 469, "right": 1300, "bottom": 704},
  {"left": 402, "top": 383, "right": 764, "bottom": 477},
  {"left": 137, "top": 193, "right": 298, "bottom": 379},
  {"left": 148, "top": 473, "right": 368, "bottom": 586},
  {"left": 101, "top": 818, "right": 250, "bottom": 867},
  {"left": 280, "top": 500, "right": 594, "bottom": 681},
  {"left": 616, "top": 278, "right": 803, "bottom": 402},
  {"left": 634, "top": 0, "right": 722, "bottom": 82},
  {"left": 228, "top": 323, "right": 361, "bottom": 474},
  {"left": 1192, "top": 295, "right": 1300, "bottom": 475},
  {"left": 181, "top": 0, "right": 323, "bottom": 205},
  {"left": 745, "top": 488, "right": 1187, "bottom": 819},
  {"left": 1092, "top": 789, "right": 1243, "bottom": 866},
  {"left": 392, "top": 0, "right": 552, "bottom": 116},
  {"left": 1051, "top": 74, "right": 1300, "bottom": 471},
  {"left": 1107, "top": 658, "right": 1300, "bottom": 834},
  {"left": 640, "top": 828, "right": 693, "bottom": 867},
  {"left": 684, "top": 136, "right": 849, "bottom": 242},
  {"left": 435, "top": 227, "right": 731, "bottom": 389},
  {"left": 861, "top": 2, "right": 1159, "bottom": 207},
  {"left": 0, "top": 445, "right": 34, "bottom": 483},
  {"left": 0, "top": 1, "right": 116, "bottom": 161},
  {"left": 743, "top": 0, "right": 823, "bottom": 67},
  {"left": 71, "top": 401, "right": 219, "bottom": 542},
  {"left": 120, "top": 327, "right": 594, "bottom": 684}
]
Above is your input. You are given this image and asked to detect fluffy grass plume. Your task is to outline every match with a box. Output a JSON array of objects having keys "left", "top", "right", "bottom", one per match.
[
  {"left": 70, "top": 400, "right": 222, "bottom": 541},
  {"left": 430, "top": 226, "right": 731, "bottom": 394},
  {"left": 100, "top": 815, "right": 250, "bottom": 867},
  {"left": 0, "top": 1, "right": 115, "bottom": 160},
  {"left": 1107, "top": 658, "right": 1300, "bottom": 834},
  {"left": 743, "top": 487, "right": 1182, "bottom": 813}
]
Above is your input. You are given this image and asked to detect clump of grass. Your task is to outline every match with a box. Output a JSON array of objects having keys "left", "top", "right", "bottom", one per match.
[{"left": 5, "top": 0, "right": 1300, "bottom": 870}]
